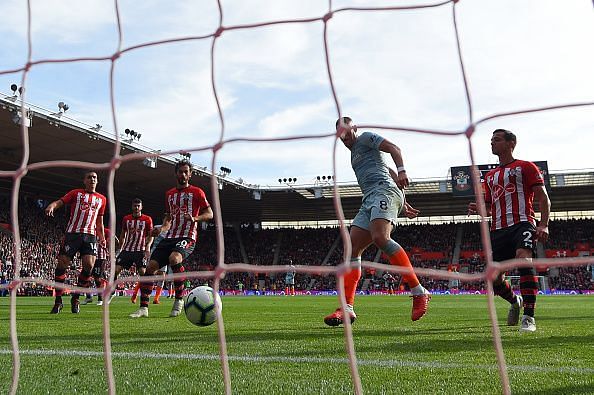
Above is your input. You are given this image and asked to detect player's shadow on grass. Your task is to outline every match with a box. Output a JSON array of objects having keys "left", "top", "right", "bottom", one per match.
[
  {"left": 355, "top": 326, "right": 491, "bottom": 336},
  {"left": 513, "top": 383, "right": 594, "bottom": 395},
  {"left": 537, "top": 315, "right": 594, "bottom": 322},
  {"left": 354, "top": 330, "right": 594, "bottom": 355},
  {"left": 502, "top": 333, "right": 594, "bottom": 349}
]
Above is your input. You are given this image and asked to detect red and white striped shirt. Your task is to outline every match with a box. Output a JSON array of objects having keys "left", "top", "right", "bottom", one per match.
[
  {"left": 61, "top": 189, "right": 107, "bottom": 235},
  {"left": 164, "top": 185, "right": 209, "bottom": 242},
  {"left": 484, "top": 160, "right": 544, "bottom": 231},
  {"left": 121, "top": 214, "right": 153, "bottom": 252}
]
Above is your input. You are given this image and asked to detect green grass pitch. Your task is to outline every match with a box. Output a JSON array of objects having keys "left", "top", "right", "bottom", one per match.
[{"left": 1, "top": 295, "right": 593, "bottom": 394}]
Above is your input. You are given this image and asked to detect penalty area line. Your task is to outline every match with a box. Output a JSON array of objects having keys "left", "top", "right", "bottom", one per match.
[{"left": 0, "top": 349, "right": 593, "bottom": 375}]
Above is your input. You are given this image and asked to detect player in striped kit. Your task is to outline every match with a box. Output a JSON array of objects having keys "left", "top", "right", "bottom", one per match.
[
  {"left": 147, "top": 225, "right": 171, "bottom": 304},
  {"left": 82, "top": 227, "right": 117, "bottom": 306},
  {"left": 116, "top": 198, "right": 154, "bottom": 304},
  {"left": 45, "top": 171, "right": 106, "bottom": 314},
  {"left": 468, "top": 129, "right": 551, "bottom": 332},
  {"left": 130, "top": 159, "right": 213, "bottom": 318},
  {"left": 130, "top": 223, "right": 174, "bottom": 304}
]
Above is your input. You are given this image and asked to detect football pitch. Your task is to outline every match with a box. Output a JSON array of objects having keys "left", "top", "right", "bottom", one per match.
[{"left": 1, "top": 295, "right": 593, "bottom": 394}]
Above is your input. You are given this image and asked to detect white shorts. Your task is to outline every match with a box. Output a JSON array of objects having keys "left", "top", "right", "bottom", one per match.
[{"left": 352, "top": 184, "right": 404, "bottom": 231}]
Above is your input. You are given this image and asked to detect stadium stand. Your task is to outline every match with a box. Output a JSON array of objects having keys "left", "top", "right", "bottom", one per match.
[{"left": 2, "top": 191, "right": 591, "bottom": 295}]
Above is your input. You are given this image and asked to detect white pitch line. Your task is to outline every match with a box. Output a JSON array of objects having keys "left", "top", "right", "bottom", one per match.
[{"left": 1, "top": 349, "right": 593, "bottom": 375}]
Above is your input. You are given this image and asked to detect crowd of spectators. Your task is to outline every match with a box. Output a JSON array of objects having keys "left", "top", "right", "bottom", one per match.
[
  {"left": 185, "top": 227, "right": 243, "bottom": 268},
  {"left": 393, "top": 222, "right": 458, "bottom": 254},
  {"left": 1, "top": 192, "right": 592, "bottom": 295},
  {"left": 0, "top": 195, "right": 69, "bottom": 296},
  {"left": 548, "top": 266, "right": 591, "bottom": 291},
  {"left": 460, "top": 222, "right": 484, "bottom": 251},
  {"left": 547, "top": 219, "right": 593, "bottom": 250}
]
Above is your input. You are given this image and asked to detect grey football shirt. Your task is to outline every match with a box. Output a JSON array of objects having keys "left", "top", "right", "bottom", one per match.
[{"left": 351, "top": 132, "right": 395, "bottom": 196}]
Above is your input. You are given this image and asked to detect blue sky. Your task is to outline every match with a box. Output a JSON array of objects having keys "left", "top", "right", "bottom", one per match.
[{"left": 1, "top": 0, "right": 592, "bottom": 187}]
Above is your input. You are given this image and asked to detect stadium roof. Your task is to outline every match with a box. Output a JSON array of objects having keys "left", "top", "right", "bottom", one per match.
[{"left": 1, "top": 96, "right": 593, "bottom": 224}]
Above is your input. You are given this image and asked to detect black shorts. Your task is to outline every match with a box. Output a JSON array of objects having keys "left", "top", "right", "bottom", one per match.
[
  {"left": 59, "top": 233, "right": 98, "bottom": 259},
  {"left": 150, "top": 237, "right": 195, "bottom": 269},
  {"left": 116, "top": 251, "right": 147, "bottom": 270},
  {"left": 490, "top": 222, "right": 536, "bottom": 262}
]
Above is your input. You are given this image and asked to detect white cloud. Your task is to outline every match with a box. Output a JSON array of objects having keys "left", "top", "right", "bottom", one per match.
[
  {"left": 1, "top": 0, "right": 116, "bottom": 43},
  {"left": 458, "top": 0, "right": 594, "bottom": 118},
  {"left": 258, "top": 100, "right": 333, "bottom": 137},
  {"left": 118, "top": 1, "right": 220, "bottom": 48},
  {"left": 220, "top": 0, "right": 326, "bottom": 25},
  {"left": 0, "top": 0, "right": 592, "bottom": 187}
]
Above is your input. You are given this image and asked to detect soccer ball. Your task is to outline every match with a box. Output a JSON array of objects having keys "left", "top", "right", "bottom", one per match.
[{"left": 184, "top": 285, "right": 221, "bottom": 327}]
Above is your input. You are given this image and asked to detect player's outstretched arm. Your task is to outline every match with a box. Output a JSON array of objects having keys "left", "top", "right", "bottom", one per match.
[
  {"left": 388, "top": 168, "right": 400, "bottom": 185},
  {"left": 194, "top": 206, "right": 214, "bottom": 223},
  {"left": 379, "top": 140, "right": 409, "bottom": 189},
  {"left": 45, "top": 199, "right": 64, "bottom": 217},
  {"left": 96, "top": 216, "right": 106, "bottom": 246},
  {"left": 182, "top": 203, "right": 213, "bottom": 223},
  {"left": 117, "top": 228, "right": 127, "bottom": 251},
  {"left": 533, "top": 185, "right": 551, "bottom": 243},
  {"left": 145, "top": 234, "right": 154, "bottom": 253}
]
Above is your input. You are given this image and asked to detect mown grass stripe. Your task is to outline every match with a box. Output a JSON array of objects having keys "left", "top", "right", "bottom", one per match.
[{"left": 2, "top": 348, "right": 593, "bottom": 375}]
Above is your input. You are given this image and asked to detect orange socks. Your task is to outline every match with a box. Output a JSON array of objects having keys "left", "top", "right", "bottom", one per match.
[
  {"left": 383, "top": 240, "right": 420, "bottom": 289},
  {"left": 343, "top": 258, "right": 362, "bottom": 306},
  {"left": 154, "top": 285, "right": 163, "bottom": 301},
  {"left": 388, "top": 248, "right": 420, "bottom": 288}
]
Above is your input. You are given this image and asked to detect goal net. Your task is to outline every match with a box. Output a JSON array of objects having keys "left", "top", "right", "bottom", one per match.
[{"left": 1, "top": 1, "right": 593, "bottom": 394}]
